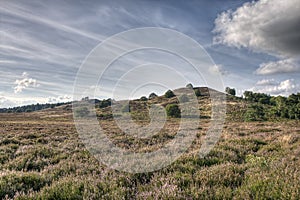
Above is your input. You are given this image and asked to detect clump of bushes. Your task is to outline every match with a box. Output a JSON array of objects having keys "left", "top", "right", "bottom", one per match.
[
  {"left": 140, "top": 96, "right": 148, "bottom": 101},
  {"left": 165, "top": 90, "right": 175, "bottom": 98},
  {"left": 194, "top": 88, "right": 201, "bottom": 97},
  {"left": 166, "top": 104, "right": 181, "bottom": 118},
  {"left": 244, "top": 104, "right": 265, "bottom": 122},
  {"left": 149, "top": 92, "right": 158, "bottom": 99}
]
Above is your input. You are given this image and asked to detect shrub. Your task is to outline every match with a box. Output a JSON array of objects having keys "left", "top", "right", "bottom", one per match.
[
  {"left": 244, "top": 104, "right": 265, "bottom": 121},
  {"left": 38, "top": 178, "right": 84, "bottom": 199},
  {"left": 226, "top": 87, "right": 236, "bottom": 96},
  {"left": 0, "top": 173, "right": 49, "bottom": 199},
  {"left": 166, "top": 104, "right": 181, "bottom": 118},
  {"left": 140, "top": 96, "right": 148, "bottom": 101},
  {"left": 165, "top": 90, "right": 175, "bottom": 98},
  {"left": 194, "top": 89, "right": 201, "bottom": 97},
  {"left": 186, "top": 83, "right": 193, "bottom": 89},
  {"left": 148, "top": 92, "right": 158, "bottom": 99}
]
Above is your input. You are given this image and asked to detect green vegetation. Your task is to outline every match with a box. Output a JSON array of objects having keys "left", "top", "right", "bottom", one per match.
[
  {"left": 164, "top": 90, "right": 175, "bottom": 98},
  {"left": 166, "top": 104, "right": 181, "bottom": 118},
  {"left": 244, "top": 104, "right": 265, "bottom": 122},
  {"left": 0, "top": 102, "right": 69, "bottom": 113},
  {"left": 226, "top": 87, "right": 236, "bottom": 96},
  {"left": 186, "top": 83, "right": 193, "bottom": 89},
  {"left": 243, "top": 91, "right": 300, "bottom": 121},
  {"left": 194, "top": 88, "right": 201, "bottom": 97},
  {"left": 148, "top": 92, "right": 158, "bottom": 99},
  {"left": 140, "top": 96, "right": 148, "bottom": 101}
]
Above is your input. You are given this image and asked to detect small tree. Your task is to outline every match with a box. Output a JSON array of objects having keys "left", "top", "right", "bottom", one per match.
[
  {"left": 165, "top": 90, "right": 175, "bottom": 98},
  {"left": 194, "top": 88, "right": 201, "bottom": 97},
  {"left": 186, "top": 83, "right": 193, "bottom": 89},
  {"left": 148, "top": 92, "right": 157, "bottom": 99},
  {"left": 226, "top": 87, "right": 236, "bottom": 96},
  {"left": 140, "top": 96, "right": 148, "bottom": 101},
  {"left": 166, "top": 104, "right": 181, "bottom": 118}
]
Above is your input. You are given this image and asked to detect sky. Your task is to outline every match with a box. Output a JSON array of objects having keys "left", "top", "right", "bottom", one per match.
[{"left": 1, "top": 0, "right": 300, "bottom": 108}]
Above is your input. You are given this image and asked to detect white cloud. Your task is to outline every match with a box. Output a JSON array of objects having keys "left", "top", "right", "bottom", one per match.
[
  {"left": 250, "top": 79, "right": 299, "bottom": 96},
  {"left": 13, "top": 72, "right": 39, "bottom": 93},
  {"left": 0, "top": 95, "right": 73, "bottom": 108},
  {"left": 256, "top": 59, "right": 300, "bottom": 75},
  {"left": 213, "top": 0, "right": 300, "bottom": 57},
  {"left": 256, "top": 79, "right": 277, "bottom": 86},
  {"left": 47, "top": 95, "right": 72, "bottom": 103},
  {"left": 0, "top": 96, "right": 16, "bottom": 108},
  {"left": 209, "top": 64, "right": 228, "bottom": 76}
]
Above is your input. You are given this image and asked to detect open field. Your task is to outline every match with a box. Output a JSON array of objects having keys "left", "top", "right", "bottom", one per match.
[{"left": 0, "top": 97, "right": 300, "bottom": 199}]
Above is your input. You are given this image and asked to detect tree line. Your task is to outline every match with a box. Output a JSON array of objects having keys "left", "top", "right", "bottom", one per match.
[{"left": 0, "top": 102, "right": 70, "bottom": 113}]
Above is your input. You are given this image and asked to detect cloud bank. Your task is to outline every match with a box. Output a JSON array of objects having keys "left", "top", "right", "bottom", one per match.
[
  {"left": 256, "top": 59, "right": 300, "bottom": 75},
  {"left": 250, "top": 79, "right": 299, "bottom": 96},
  {"left": 213, "top": 0, "right": 300, "bottom": 74}
]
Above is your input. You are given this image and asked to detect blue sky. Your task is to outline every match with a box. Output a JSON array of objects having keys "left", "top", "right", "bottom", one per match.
[{"left": 1, "top": 0, "right": 300, "bottom": 108}]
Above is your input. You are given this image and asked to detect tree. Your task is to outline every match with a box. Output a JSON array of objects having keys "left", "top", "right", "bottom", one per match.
[
  {"left": 186, "top": 83, "right": 193, "bottom": 89},
  {"left": 140, "top": 96, "right": 148, "bottom": 101},
  {"left": 165, "top": 90, "right": 175, "bottom": 98},
  {"left": 148, "top": 92, "right": 158, "bottom": 99},
  {"left": 194, "top": 88, "right": 201, "bottom": 97},
  {"left": 244, "top": 104, "right": 265, "bottom": 121},
  {"left": 244, "top": 91, "right": 254, "bottom": 101},
  {"left": 166, "top": 104, "right": 181, "bottom": 118},
  {"left": 226, "top": 87, "right": 236, "bottom": 96}
]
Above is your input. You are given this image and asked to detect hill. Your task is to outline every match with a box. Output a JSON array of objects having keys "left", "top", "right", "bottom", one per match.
[{"left": 0, "top": 86, "right": 299, "bottom": 199}]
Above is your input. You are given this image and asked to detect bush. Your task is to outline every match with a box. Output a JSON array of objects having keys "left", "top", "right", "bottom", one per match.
[
  {"left": 0, "top": 173, "right": 49, "bottom": 199},
  {"left": 166, "top": 104, "right": 181, "bottom": 118},
  {"left": 194, "top": 89, "right": 201, "bottom": 97},
  {"left": 165, "top": 90, "right": 175, "bottom": 98},
  {"left": 226, "top": 87, "right": 236, "bottom": 96},
  {"left": 149, "top": 93, "right": 158, "bottom": 99},
  {"left": 186, "top": 83, "right": 193, "bottom": 89},
  {"left": 38, "top": 178, "right": 84, "bottom": 199},
  {"left": 97, "top": 98, "right": 111, "bottom": 108},
  {"left": 140, "top": 96, "right": 148, "bottom": 101},
  {"left": 244, "top": 104, "right": 265, "bottom": 121}
]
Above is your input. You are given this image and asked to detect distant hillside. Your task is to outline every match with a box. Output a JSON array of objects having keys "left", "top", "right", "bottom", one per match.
[
  {"left": 2, "top": 86, "right": 300, "bottom": 122},
  {"left": 0, "top": 102, "right": 71, "bottom": 113}
]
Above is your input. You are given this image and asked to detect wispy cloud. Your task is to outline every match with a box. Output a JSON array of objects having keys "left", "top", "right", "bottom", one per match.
[{"left": 0, "top": 2, "right": 104, "bottom": 42}]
